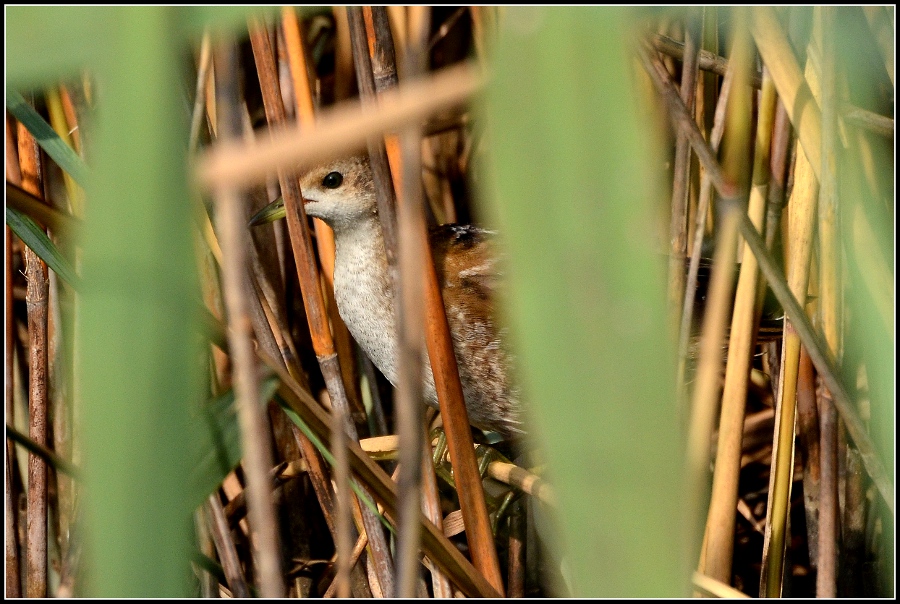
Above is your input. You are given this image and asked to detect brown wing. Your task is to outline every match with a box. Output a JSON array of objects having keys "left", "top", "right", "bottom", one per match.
[
  {"left": 430, "top": 224, "right": 500, "bottom": 300},
  {"left": 429, "top": 224, "right": 523, "bottom": 435}
]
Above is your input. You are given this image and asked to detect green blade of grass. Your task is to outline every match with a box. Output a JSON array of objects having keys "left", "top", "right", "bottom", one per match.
[
  {"left": 6, "top": 206, "right": 80, "bottom": 289},
  {"left": 189, "top": 375, "right": 280, "bottom": 509},
  {"left": 6, "top": 90, "right": 90, "bottom": 186},
  {"left": 276, "top": 394, "right": 395, "bottom": 535}
]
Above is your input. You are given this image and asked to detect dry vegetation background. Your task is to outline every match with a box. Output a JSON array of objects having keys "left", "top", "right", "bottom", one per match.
[{"left": 5, "top": 5, "right": 895, "bottom": 598}]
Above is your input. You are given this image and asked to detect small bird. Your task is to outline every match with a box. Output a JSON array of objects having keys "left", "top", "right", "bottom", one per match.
[{"left": 251, "top": 155, "right": 524, "bottom": 436}]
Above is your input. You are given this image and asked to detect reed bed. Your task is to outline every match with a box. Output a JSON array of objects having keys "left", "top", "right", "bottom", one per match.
[{"left": 5, "top": 6, "right": 894, "bottom": 598}]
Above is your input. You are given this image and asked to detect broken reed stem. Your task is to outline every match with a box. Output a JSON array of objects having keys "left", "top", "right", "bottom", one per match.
[
  {"left": 58, "top": 85, "right": 83, "bottom": 159},
  {"left": 704, "top": 70, "right": 778, "bottom": 585},
  {"left": 248, "top": 19, "right": 396, "bottom": 596},
  {"left": 212, "top": 37, "right": 284, "bottom": 599},
  {"left": 44, "top": 87, "right": 80, "bottom": 211},
  {"left": 206, "top": 494, "right": 251, "bottom": 598},
  {"left": 18, "top": 112, "right": 49, "bottom": 599}
]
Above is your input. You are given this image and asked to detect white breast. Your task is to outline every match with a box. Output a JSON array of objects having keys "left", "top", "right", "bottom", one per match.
[{"left": 332, "top": 219, "right": 399, "bottom": 384}]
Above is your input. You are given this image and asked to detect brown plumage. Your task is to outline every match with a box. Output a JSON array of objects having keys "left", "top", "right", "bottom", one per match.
[{"left": 295, "top": 156, "right": 523, "bottom": 436}]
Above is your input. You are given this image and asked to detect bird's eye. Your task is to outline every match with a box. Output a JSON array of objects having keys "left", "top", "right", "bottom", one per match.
[{"left": 322, "top": 171, "right": 343, "bottom": 189}]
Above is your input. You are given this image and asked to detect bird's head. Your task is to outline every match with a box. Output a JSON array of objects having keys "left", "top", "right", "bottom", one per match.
[{"left": 248, "top": 155, "right": 376, "bottom": 231}]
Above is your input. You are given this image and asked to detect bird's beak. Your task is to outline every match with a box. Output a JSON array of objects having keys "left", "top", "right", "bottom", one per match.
[{"left": 248, "top": 197, "right": 285, "bottom": 226}]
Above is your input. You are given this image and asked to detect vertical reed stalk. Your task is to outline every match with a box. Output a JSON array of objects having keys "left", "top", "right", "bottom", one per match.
[
  {"left": 44, "top": 83, "right": 80, "bottom": 570},
  {"left": 5, "top": 114, "right": 23, "bottom": 600},
  {"left": 677, "top": 58, "right": 735, "bottom": 392},
  {"left": 703, "top": 70, "right": 778, "bottom": 584},
  {"left": 682, "top": 22, "right": 751, "bottom": 573},
  {"left": 331, "top": 396, "right": 351, "bottom": 598},
  {"left": 796, "top": 345, "right": 821, "bottom": 570},
  {"left": 815, "top": 7, "right": 841, "bottom": 597},
  {"left": 281, "top": 6, "right": 361, "bottom": 410},
  {"left": 248, "top": 17, "right": 395, "bottom": 596},
  {"left": 667, "top": 11, "right": 700, "bottom": 327},
  {"left": 758, "top": 8, "right": 822, "bottom": 595},
  {"left": 212, "top": 36, "right": 284, "bottom": 598},
  {"left": 816, "top": 387, "right": 838, "bottom": 596},
  {"left": 18, "top": 114, "right": 49, "bottom": 599},
  {"left": 352, "top": 5, "right": 503, "bottom": 594},
  {"left": 394, "top": 7, "right": 429, "bottom": 596}
]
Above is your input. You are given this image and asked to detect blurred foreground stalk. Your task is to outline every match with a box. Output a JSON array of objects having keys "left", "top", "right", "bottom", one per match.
[
  {"left": 77, "top": 7, "right": 201, "bottom": 596},
  {"left": 484, "top": 7, "right": 682, "bottom": 597}
]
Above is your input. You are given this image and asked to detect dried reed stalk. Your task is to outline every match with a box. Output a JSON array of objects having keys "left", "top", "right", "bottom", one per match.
[
  {"left": 815, "top": 7, "right": 841, "bottom": 597},
  {"left": 5, "top": 120, "right": 22, "bottom": 597},
  {"left": 196, "top": 61, "right": 482, "bottom": 192},
  {"left": 212, "top": 37, "right": 284, "bottom": 598},
  {"left": 667, "top": 12, "right": 700, "bottom": 326},
  {"left": 18, "top": 113, "right": 49, "bottom": 599},
  {"left": 206, "top": 494, "right": 250, "bottom": 598},
  {"left": 703, "top": 71, "right": 778, "bottom": 584},
  {"left": 267, "top": 347, "right": 501, "bottom": 598},
  {"left": 249, "top": 17, "right": 396, "bottom": 596}
]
